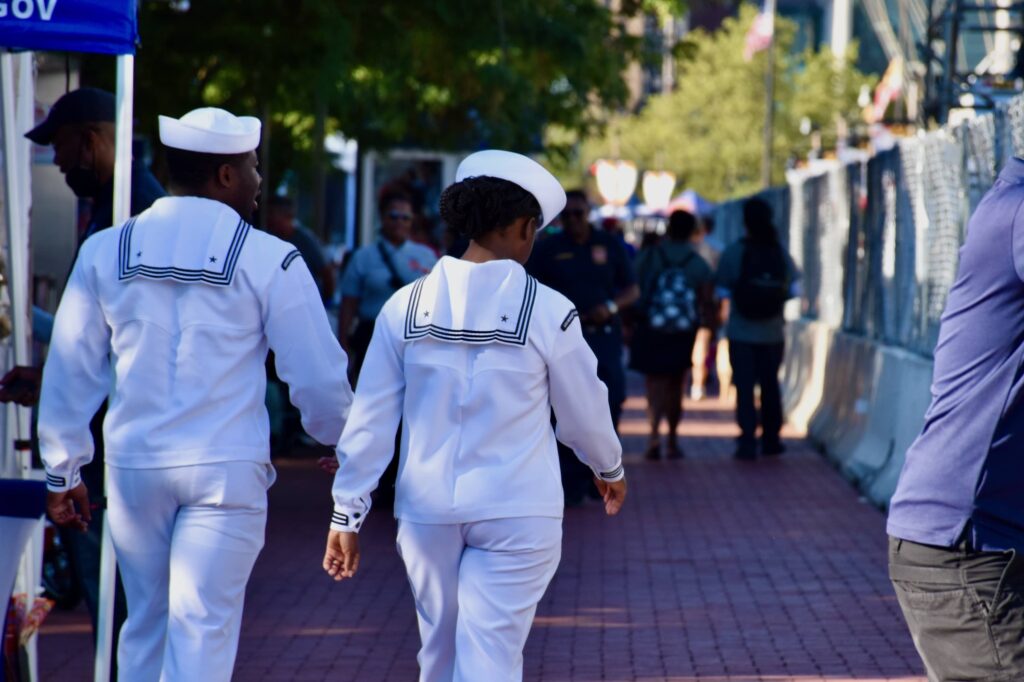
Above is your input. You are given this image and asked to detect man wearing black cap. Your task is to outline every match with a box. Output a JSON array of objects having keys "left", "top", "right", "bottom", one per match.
[{"left": 26, "top": 86, "right": 165, "bottom": 241}]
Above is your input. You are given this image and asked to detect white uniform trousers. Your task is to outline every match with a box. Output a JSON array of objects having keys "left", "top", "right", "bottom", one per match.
[
  {"left": 396, "top": 517, "right": 562, "bottom": 682},
  {"left": 107, "top": 461, "right": 272, "bottom": 682}
]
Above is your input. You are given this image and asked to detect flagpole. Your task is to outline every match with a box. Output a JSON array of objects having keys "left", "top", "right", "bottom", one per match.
[{"left": 761, "top": 0, "right": 777, "bottom": 189}]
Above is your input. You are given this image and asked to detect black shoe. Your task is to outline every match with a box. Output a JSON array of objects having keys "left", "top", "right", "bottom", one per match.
[
  {"left": 734, "top": 435, "right": 757, "bottom": 460},
  {"left": 762, "top": 441, "right": 786, "bottom": 456},
  {"left": 644, "top": 444, "right": 661, "bottom": 461},
  {"left": 666, "top": 443, "right": 685, "bottom": 460}
]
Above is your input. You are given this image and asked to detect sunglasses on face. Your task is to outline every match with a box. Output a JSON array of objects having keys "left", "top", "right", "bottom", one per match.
[{"left": 387, "top": 211, "right": 413, "bottom": 222}]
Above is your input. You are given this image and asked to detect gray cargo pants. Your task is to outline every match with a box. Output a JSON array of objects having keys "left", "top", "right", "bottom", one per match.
[{"left": 889, "top": 535, "right": 1024, "bottom": 682}]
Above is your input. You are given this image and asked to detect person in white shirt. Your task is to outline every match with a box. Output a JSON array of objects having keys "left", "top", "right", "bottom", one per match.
[
  {"left": 39, "top": 107, "right": 353, "bottom": 682},
  {"left": 322, "top": 150, "right": 627, "bottom": 682}
]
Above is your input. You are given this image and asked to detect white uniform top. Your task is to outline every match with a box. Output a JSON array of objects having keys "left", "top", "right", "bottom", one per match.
[
  {"left": 39, "top": 196, "right": 353, "bottom": 492},
  {"left": 330, "top": 256, "right": 624, "bottom": 532}
]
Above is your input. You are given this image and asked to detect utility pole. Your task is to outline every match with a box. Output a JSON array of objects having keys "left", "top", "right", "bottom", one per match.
[
  {"left": 761, "top": 0, "right": 777, "bottom": 188},
  {"left": 829, "top": 0, "right": 852, "bottom": 59}
]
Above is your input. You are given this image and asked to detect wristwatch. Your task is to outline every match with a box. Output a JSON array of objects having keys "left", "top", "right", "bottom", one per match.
[{"left": 606, "top": 300, "right": 619, "bottom": 316}]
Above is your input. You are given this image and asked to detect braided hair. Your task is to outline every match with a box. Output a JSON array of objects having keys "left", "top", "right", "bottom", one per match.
[{"left": 439, "top": 176, "right": 541, "bottom": 241}]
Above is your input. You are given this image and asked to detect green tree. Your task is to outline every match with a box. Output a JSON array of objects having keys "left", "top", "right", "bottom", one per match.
[
  {"left": 577, "top": 4, "right": 875, "bottom": 201},
  {"left": 83, "top": 0, "right": 685, "bottom": 192}
]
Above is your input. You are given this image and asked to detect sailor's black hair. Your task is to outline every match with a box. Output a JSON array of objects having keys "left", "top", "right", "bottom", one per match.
[
  {"left": 164, "top": 147, "right": 250, "bottom": 192},
  {"left": 439, "top": 175, "right": 541, "bottom": 241}
]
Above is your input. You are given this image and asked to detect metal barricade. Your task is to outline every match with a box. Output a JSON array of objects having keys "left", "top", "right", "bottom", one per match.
[{"left": 711, "top": 91, "right": 1024, "bottom": 358}]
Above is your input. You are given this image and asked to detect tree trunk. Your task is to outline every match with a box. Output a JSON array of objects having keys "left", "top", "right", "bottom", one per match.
[
  {"left": 259, "top": 101, "right": 272, "bottom": 229},
  {"left": 312, "top": 88, "right": 327, "bottom": 240}
]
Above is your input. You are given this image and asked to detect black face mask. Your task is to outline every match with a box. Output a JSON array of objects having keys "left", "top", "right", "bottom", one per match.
[{"left": 64, "top": 165, "right": 104, "bottom": 199}]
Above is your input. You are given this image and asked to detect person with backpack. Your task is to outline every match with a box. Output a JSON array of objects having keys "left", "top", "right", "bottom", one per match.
[
  {"left": 630, "top": 210, "right": 714, "bottom": 460},
  {"left": 715, "top": 197, "right": 800, "bottom": 460}
]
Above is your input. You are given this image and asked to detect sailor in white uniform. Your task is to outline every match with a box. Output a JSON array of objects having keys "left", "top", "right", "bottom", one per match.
[
  {"left": 323, "top": 150, "right": 627, "bottom": 682},
  {"left": 39, "top": 107, "right": 353, "bottom": 681}
]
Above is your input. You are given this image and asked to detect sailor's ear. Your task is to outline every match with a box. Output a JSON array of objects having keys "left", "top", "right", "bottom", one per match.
[
  {"left": 215, "top": 161, "right": 235, "bottom": 189},
  {"left": 520, "top": 216, "right": 538, "bottom": 241}
]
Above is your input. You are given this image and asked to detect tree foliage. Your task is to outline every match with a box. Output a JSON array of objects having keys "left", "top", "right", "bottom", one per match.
[
  {"left": 83, "top": 0, "right": 676, "bottom": 188},
  {"left": 577, "top": 4, "right": 876, "bottom": 201}
]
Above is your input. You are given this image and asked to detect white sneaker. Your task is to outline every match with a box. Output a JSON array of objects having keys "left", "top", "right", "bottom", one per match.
[{"left": 689, "top": 385, "right": 705, "bottom": 401}]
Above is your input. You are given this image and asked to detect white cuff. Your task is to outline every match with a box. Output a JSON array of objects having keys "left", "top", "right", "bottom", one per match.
[
  {"left": 594, "top": 463, "right": 625, "bottom": 483},
  {"left": 45, "top": 468, "right": 82, "bottom": 493},
  {"left": 330, "top": 504, "right": 367, "bottom": 533}
]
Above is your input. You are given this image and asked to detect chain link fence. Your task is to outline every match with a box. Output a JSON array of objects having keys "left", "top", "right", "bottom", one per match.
[{"left": 714, "top": 94, "right": 1024, "bottom": 357}]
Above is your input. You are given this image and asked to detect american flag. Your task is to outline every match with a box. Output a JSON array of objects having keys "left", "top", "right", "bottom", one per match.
[
  {"left": 743, "top": 6, "right": 775, "bottom": 62},
  {"left": 869, "top": 56, "right": 905, "bottom": 123}
]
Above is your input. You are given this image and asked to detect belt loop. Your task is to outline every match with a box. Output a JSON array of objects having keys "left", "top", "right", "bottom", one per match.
[
  {"left": 989, "top": 548, "right": 1018, "bottom": 610},
  {"left": 959, "top": 530, "right": 973, "bottom": 588},
  {"left": 960, "top": 522, "right": 975, "bottom": 552}
]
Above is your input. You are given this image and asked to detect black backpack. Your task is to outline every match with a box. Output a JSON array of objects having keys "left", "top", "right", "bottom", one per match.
[
  {"left": 732, "top": 241, "right": 788, "bottom": 320},
  {"left": 645, "top": 247, "right": 699, "bottom": 333}
]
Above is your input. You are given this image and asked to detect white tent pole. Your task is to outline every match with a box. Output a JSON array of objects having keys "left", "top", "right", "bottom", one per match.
[
  {"left": 3, "top": 48, "right": 40, "bottom": 682},
  {"left": 0, "top": 52, "right": 32, "bottom": 468},
  {"left": 15, "top": 51, "right": 39, "bottom": 682},
  {"left": 112, "top": 55, "right": 134, "bottom": 225},
  {"left": 94, "top": 52, "right": 134, "bottom": 682}
]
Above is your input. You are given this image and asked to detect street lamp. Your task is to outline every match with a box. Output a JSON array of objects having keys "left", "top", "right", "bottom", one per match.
[
  {"left": 593, "top": 159, "right": 638, "bottom": 207},
  {"left": 641, "top": 170, "right": 676, "bottom": 213}
]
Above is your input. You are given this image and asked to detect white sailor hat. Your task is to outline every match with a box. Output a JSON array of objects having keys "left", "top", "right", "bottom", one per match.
[
  {"left": 158, "top": 107, "right": 261, "bottom": 154},
  {"left": 455, "top": 150, "right": 566, "bottom": 228}
]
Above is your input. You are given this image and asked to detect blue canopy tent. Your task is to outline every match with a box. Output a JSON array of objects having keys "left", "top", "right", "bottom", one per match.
[{"left": 0, "top": 4, "right": 138, "bottom": 681}]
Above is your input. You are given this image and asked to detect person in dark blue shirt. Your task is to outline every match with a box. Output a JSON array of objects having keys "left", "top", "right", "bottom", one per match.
[
  {"left": 887, "top": 158, "right": 1024, "bottom": 681},
  {"left": 527, "top": 190, "right": 639, "bottom": 505}
]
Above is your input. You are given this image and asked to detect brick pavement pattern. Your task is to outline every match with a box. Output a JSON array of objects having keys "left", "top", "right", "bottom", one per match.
[{"left": 38, "top": 388, "right": 925, "bottom": 681}]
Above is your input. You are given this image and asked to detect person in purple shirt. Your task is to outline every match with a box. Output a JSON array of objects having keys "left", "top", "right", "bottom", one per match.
[{"left": 887, "top": 158, "right": 1024, "bottom": 681}]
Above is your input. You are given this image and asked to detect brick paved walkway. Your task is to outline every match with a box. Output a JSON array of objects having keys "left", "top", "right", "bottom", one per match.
[{"left": 37, "top": 385, "right": 925, "bottom": 681}]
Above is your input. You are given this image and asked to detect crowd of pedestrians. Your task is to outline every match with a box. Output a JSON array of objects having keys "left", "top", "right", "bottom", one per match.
[
  {"left": 17, "top": 87, "right": 807, "bottom": 682},
  {"left": 522, "top": 191, "right": 800, "bottom": 470},
  {"left": 187, "top": 166, "right": 800, "bottom": 474}
]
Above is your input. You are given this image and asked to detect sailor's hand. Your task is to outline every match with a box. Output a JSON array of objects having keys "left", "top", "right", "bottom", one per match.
[
  {"left": 47, "top": 483, "right": 92, "bottom": 532},
  {"left": 323, "top": 530, "right": 360, "bottom": 581},
  {"left": 317, "top": 455, "right": 339, "bottom": 475},
  {"left": 594, "top": 477, "right": 627, "bottom": 516}
]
